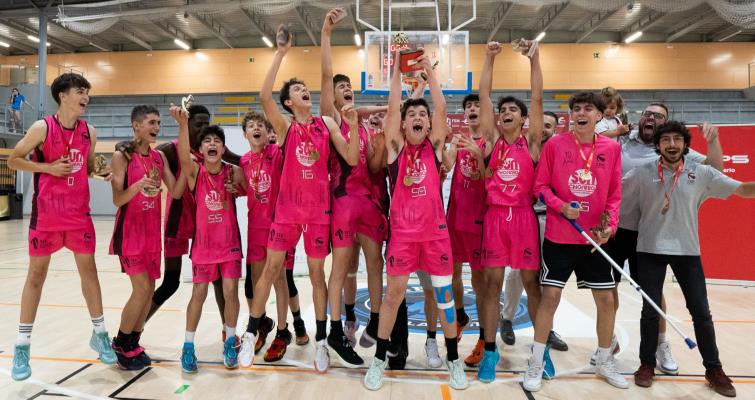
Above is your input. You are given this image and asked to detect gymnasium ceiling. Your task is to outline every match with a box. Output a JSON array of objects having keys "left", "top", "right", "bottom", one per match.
[{"left": 0, "top": 0, "right": 753, "bottom": 56}]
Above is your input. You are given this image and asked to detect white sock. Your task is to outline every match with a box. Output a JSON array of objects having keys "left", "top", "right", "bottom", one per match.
[
  {"left": 185, "top": 331, "right": 196, "bottom": 343},
  {"left": 596, "top": 346, "right": 611, "bottom": 364},
  {"left": 17, "top": 323, "right": 33, "bottom": 345},
  {"left": 225, "top": 325, "right": 236, "bottom": 339},
  {"left": 531, "top": 341, "right": 546, "bottom": 366},
  {"left": 658, "top": 332, "right": 667, "bottom": 343},
  {"left": 91, "top": 315, "right": 107, "bottom": 334}
]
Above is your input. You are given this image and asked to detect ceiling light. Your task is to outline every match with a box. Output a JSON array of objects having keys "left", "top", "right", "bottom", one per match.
[
  {"left": 174, "top": 38, "right": 190, "bottom": 50},
  {"left": 624, "top": 31, "right": 642, "bottom": 43},
  {"left": 0, "top": 41, "right": 9, "bottom": 48},
  {"left": 354, "top": 33, "right": 362, "bottom": 47},
  {"left": 262, "top": 36, "right": 273, "bottom": 48},
  {"left": 535, "top": 31, "right": 546, "bottom": 42}
]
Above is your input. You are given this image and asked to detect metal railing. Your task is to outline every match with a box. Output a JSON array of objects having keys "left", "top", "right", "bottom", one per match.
[{"left": 3, "top": 105, "right": 30, "bottom": 135}]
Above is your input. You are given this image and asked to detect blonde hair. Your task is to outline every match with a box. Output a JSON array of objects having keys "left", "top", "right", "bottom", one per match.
[{"left": 600, "top": 86, "right": 624, "bottom": 114}]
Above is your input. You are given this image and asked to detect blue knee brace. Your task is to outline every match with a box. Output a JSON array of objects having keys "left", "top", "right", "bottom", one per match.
[{"left": 431, "top": 275, "right": 455, "bottom": 323}]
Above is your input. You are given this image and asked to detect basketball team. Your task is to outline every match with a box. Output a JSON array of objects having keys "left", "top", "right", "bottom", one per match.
[{"left": 7, "top": 7, "right": 754, "bottom": 397}]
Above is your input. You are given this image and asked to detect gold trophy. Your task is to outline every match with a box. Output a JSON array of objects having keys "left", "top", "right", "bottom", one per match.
[
  {"left": 511, "top": 38, "right": 538, "bottom": 58},
  {"left": 91, "top": 154, "right": 109, "bottom": 180},
  {"left": 181, "top": 94, "right": 194, "bottom": 113},
  {"left": 590, "top": 211, "right": 611, "bottom": 251}
]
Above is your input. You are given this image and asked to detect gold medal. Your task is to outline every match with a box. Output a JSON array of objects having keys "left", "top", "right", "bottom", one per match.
[
  {"left": 484, "top": 168, "right": 493, "bottom": 178},
  {"left": 661, "top": 198, "right": 670, "bottom": 215},
  {"left": 310, "top": 150, "right": 320, "bottom": 161},
  {"left": 403, "top": 175, "right": 413, "bottom": 186},
  {"left": 578, "top": 169, "right": 592, "bottom": 181},
  {"left": 471, "top": 171, "right": 481, "bottom": 181}
]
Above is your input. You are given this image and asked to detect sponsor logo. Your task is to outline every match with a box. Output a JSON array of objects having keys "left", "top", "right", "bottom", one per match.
[
  {"left": 496, "top": 157, "right": 520, "bottom": 182},
  {"left": 68, "top": 149, "right": 85, "bottom": 173},
  {"left": 352, "top": 285, "right": 532, "bottom": 334},
  {"left": 204, "top": 190, "right": 223, "bottom": 211},
  {"left": 31, "top": 237, "right": 39, "bottom": 249},
  {"left": 336, "top": 229, "right": 344, "bottom": 241},
  {"left": 315, "top": 237, "right": 325, "bottom": 246},
  {"left": 596, "top": 153, "right": 606, "bottom": 163},
  {"left": 568, "top": 169, "right": 597, "bottom": 197},
  {"left": 295, "top": 143, "right": 317, "bottom": 167},
  {"left": 405, "top": 160, "right": 428, "bottom": 185},
  {"left": 687, "top": 171, "right": 696, "bottom": 183},
  {"left": 248, "top": 170, "right": 272, "bottom": 193},
  {"left": 440, "top": 254, "right": 449, "bottom": 263},
  {"left": 723, "top": 155, "right": 749, "bottom": 164},
  {"left": 524, "top": 248, "right": 533, "bottom": 257},
  {"left": 459, "top": 153, "right": 478, "bottom": 178}
]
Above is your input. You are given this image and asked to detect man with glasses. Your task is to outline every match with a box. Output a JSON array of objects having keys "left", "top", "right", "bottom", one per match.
[{"left": 604, "top": 102, "right": 723, "bottom": 375}]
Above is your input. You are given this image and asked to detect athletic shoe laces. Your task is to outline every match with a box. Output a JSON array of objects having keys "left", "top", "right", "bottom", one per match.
[
  {"left": 526, "top": 361, "right": 542, "bottom": 380},
  {"left": 658, "top": 343, "right": 676, "bottom": 363},
  {"left": 14, "top": 347, "right": 29, "bottom": 366}
]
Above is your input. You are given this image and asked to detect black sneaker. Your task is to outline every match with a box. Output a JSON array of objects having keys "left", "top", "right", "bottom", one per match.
[
  {"left": 500, "top": 319, "right": 515, "bottom": 346},
  {"left": 113, "top": 344, "right": 145, "bottom": 371},
  {"left": 327, "top": 333, "right": 364, "bottom": 368},
  {"left": 293, "top": 319, "right": 309, "bottom": 345},
  {"left": 387, "top": 342, "right": 408, "bottom": 370},
  {"left": 547, "top": 330, "right": 568, "bottom": 351},
  {"left": 255, "top": 316, "right": 275, "bottom": 354}
]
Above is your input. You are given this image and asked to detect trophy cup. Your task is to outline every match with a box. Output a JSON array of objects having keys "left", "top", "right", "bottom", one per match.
[
  {"left": 511, "top": 38, "right": 538, "bottom": 58},
  {"left": 277, "top": 24, "right": 290, "bottom": 46},
  {"left": 181, "top": 94, "right": 194, "bottom": 113},
  {"left": 92, "top": 154, "right": 110, "bottom": 180},
  {"left": 145, "top": 166, "right": 163, "bottom": 196}
]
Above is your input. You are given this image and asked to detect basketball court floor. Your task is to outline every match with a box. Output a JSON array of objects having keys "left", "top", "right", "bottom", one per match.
[{"left": 0, "top": 217, "right": 753, "bottom": 399}]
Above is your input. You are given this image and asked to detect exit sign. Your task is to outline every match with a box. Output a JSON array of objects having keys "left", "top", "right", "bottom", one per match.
[{"left": 593, "top": 52, "right": 600, "bottom": 59}]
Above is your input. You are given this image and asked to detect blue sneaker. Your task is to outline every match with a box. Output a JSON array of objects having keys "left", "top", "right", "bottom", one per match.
[
  {"left": 181, "top": 342, "right": 198, "bottom": 373},
  {"left": 89, "top": 331, "right": 117, "bottom": 365},
  {"left": 223, "top": 336, "right": 239, "bottom": 369},
  {"left": 477, "top": 350, "right": 499, "bottom": 383},
  {"left": 543, "top": 344, "right": 555, "bottom": 380},
  {"left": 11, "top": 344, "right": 32, "bottom": 381}
]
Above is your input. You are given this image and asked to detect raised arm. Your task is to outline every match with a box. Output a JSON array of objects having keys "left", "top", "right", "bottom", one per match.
[
  {"left": 159, "top": 151, "right": 181, "bottom": 199},
  {"left": 261, "top": 25, "right": 293, "bottom": 144},
  {"left": 368, "top": 129, "right": 386, "bottom": 173},
  {"left": 320, "top": 8, "right": 345, "bottom": 122},
  {"left": 526, "top": 42, "right": 544, "bottom": 161},
  {"left": 328, "top": 106, "right": 360, "bottom": 166},
  {"left": 384, "top": 50, "right": 404, "bottom": 162},
  {"left": 734, "top": 182, "right": 755, "bottom": 198},
  {"left": 357, "top": 105, "right": 388, "bottom": 120},
  {"left": 700, "top": 122, "right": 723, "bottom": 171},
  {"left": 479, "top": 42, "right": 502, "bottom": 149},
  {"left": 420, "top": 55, "right": 448, "bottom": 149},
  {"left": 171, "top": 105, "right": 198, "bottom": 191}
]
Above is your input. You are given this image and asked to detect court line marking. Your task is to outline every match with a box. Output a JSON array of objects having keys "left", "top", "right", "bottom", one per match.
[
  {"left": 440, "top": 383, "right": 451, "bottom": 400},
  {"left": 0, "top": 302, "right": 183, "bottom": 312},
  {"left": 27, "top": 363, "right": 93, "bottom": 400},
  {"left": 0, "top": 367, "right": 109, "bottom": 400},
  {"left": 108, "top": 367, "right": 153, "bottom": 400}
]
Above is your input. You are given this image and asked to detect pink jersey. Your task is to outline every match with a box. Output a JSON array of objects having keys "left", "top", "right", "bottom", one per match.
[
  {"left": 110, "top": 148, "right": 164, "bottom": 255},
  {"left": 535, "top": 132, "right": 622, "bottom": 245},
  {"left": 190, "top": 163, "right": 242, "bottom": 264},
  {"left": 164, "top": 140, "right": 198, "bottom": 240},
  {"left": 241, "top": 144, "right": 283, "bottom": 230},
  {"left": 30, "top": 115, "right": 92, "bottom": 231},
  {"left": 330, "top": 119, "right": 371, "bottom": 198},
  {"left": 274, "top": 117, "right": 331, "bottom": 225},
  {"left": 485, "top": 135, "right": 536, "bottom": 207},
  {"left": 388, "top": 139, "right": 448, "bottom": 242},
  {"left": 447, "top": 136, "right": 487, "bottom": 233},
  {"left": 368, "top": 128, "right": 390, "bottom": 214}
]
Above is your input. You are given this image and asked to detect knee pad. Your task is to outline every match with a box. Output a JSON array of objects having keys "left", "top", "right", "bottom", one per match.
[
  {"left": 152, "top": 268, "right": 180, "bottom": 305},
  {"left": 286, "top": 269, "right": 298, "bottom": 298},
  {"left": 244, "top": 264, "right": 254, "bottom": 300},
  {"left": 431, "top": 275, "right": 455, "bottom": 323}
]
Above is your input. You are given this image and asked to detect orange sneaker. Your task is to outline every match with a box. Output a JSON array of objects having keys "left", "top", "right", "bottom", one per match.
[
  {"left": 264, "top": 329, "right": 292, "bottom": 362},
  {"left": 456, "top": 318, "right": 469, "bottom": 343},
  {"left": 255, "top": 316, "right": 275, "bottom": 354},
  {"left": 464, "top": 339, "right": 484, "bottom": 367}
]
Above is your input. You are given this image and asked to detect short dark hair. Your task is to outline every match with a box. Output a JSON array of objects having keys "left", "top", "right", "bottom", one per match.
[
  {"left": 497, "top": 96, "right": 528, "bottom": 117},
  {"left": 198, "top": 125, "right": 225, "bottom": 145},
  {"left": 543, "top": 111, "right": 558, "bottom": 122},
  {"left": 280, "top": 78, "right": 306, "bottom": 114},
  {"left": 241, "top": 111, "right": 268, "bottom": 130},
  {"left": 568, "top": 91, "right": 605, "bottom": 113},
  {"left": 462, "top": 94, "right": 480, "bottom": 110},
  {"left": 187, "top": 104, "right": 210, "bottom": 121},
  {"left": 51, "top": 73, "right": 91, "bottom": 105},
  {"left": 647, "top": 102, "right": 669, "bottom": 117},
  {"left": 653, "top": 120, "right": 690, "bottom": 155},
  {"left": 333, "top": 74, "right": 351, "bottom": 87},
  {"left": 130, "top": 105, "right": 159, "bottom": 123},
  {"left": 401, "top": 98, "right": 430, "bottom": 121}
]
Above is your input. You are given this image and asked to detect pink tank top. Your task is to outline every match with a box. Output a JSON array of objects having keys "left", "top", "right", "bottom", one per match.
[
  {"left": 30, "top": 115, "right": 91, "bottom": 231},
  {"left": 190, "top": 163, "right": 242, "bottom": 263},
  {"left": 447, "top": 136, "right": 487, "bottom": 233},
  {"left": 110, "top": 148, "right": 164, "bottom": 255},
  {"left": 241, "top": 144, "right": 283, "bottom": 230},
  {"left": 485, "top": 135, "right": 536, "bottom": 207},
  {"left": 164, "top": 140, "right": 199, "bottom": 240},
  {"left": 368, "top": 128, "right": 390, "bottom": 215},
  {"left": 274, "top": 117, "right": 331, "bottom": 225},
  {"left": 388, "top": 139, "right": 448, "bottom": 242},
  {"left": 330, "top": 119, "right": 371, "bottom": 198}
]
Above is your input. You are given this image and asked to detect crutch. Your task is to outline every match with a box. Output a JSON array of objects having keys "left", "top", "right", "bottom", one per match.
[{"left": 557, "top": 200, "right": 696, "bottom": 349}]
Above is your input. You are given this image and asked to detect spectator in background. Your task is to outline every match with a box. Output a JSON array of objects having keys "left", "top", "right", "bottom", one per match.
[
  {"left": 596, "top": 87, "right": 630, "bottom": 140},
  {"left": 8, "top": 88, "right": 30, "bottom": 133}
]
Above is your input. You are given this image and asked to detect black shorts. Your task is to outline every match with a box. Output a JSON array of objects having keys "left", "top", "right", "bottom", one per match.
[
  {"left": 541, "top": 239, "right": 616, "bottom": 290},
  {"left": 606, "top": 228, "right": 639, "bottom": 281}
]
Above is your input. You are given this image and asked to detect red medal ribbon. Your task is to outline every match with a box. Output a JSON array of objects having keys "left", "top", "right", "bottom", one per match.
[
  {"left": 54, "top": 114, "right": 77, "bottom": 158},
  {"left": 405, "top": 141, "right": 423, "bottom": 177},
  {"left": 294, "top": 118, "right": 316, "bottom": 156},
  {"left": 496, "top": 134, "right": 521, "bottom": 169},
  {"left": 205, "top": 164, "right": 227, "bottom": 204},
  {"left": 658, "top": 158, "right": 684, "bottom": 214},
  {"left": 572, "top": 132, "right": 597, "bottom": 173}
]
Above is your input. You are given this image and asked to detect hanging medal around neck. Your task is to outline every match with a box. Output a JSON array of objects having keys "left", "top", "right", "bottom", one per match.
[
  {"left": 471, "top": 170, "right": 481, "bottom": 181},
  {"left": 577, "top": 169, "right": 593, "bottom": 181},
  {"left": 661, "top": 197, "right": 670, "bottom": 215},
  {"left": 310, "top": 148, "right": 320, "bottom": 161},
  {"left": 484, "top": 168, "right": 493, "bottom": 178},
  {"left": 403, "top": 174, "right": 413, "bottom": 187}
]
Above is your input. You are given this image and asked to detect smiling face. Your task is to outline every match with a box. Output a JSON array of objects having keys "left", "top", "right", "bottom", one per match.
[
  {"left": 58, "top": 86, "right": 90, "bottom": 117},
  {"left": 498, "top": 101, "right": 524, "bottom": 132},
  {"left": 464, "top": 100, "right": 481, "bottom": 129},
  {"left": 542, "top": 114, "right": 557, "bottom": 143},
  {"left": 402, "top": 105, "right": 430, "bottom": 144},
  {"left": 244, "top": 118, "right": 269, "bottom": 150},
  {"left": 570, "top": 102, "right": 602, "bottom": 135},
  {"left": 639, "top": 105, "right": 668, "bottom": 144},
  {"left": 285, "top": 83, "right": 312, "bottom": 113},
  {"left": 604, "top": 101, "right": 618, "bottom": 119},
  {"left": 334, "top": 80, "right": 354, "bottom": 108},
  {"left": 133, "top": 112, "right": 161, "bottom": 145},
  {"left": 368, "top": 111, "right": 385, "bottom": 131},
  {"left": 657, "top": 132, "right": 687, "bottom": 165},
  {"left": 201, "top": 134, "right": 225, "bottom": 163}
]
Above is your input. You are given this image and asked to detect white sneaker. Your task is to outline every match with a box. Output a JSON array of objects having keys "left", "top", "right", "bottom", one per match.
[
  {"left": 424, "top": 338, "right": 442, "bottom": 368},
  {"left": 364, "top": 357, "right": 388, "bottom": 391},
  {"left": 523, "top": 358, "right": 544, "bottom": 392},
  {"left": 314, "top": 339, "right": 330, "bottom": 372},
  {"left": 239, "top": 332, "right": 256, "bottom": 367},
  {"left": 445, "top": 358, "right": 469, "bottom": 390},
  {"left": 590, "top": 334, "right": 619, "bottom": 365},
  {"left": 596, "top": 357, "right": 629, "bottom": 389},
  {"left": 656, "top": 341, "right": 679, "bottom": 375}
]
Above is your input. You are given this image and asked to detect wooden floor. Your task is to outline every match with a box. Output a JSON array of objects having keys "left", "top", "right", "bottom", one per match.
[{"left": 1, "top": 217, "right": 754, "bottom": 399}]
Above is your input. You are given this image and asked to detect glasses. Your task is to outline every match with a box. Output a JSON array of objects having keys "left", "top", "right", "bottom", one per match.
[{"left": 642, "top": 111, "right": 667, "bottom": 120}]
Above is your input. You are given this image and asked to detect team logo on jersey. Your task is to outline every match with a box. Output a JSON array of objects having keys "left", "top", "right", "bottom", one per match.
[
  {"left": 496, "top": 158, "right": 520, "bottom": 182},
  {"left": 406, "top": 160, "right": 428, "bottom": 185},
  {"left": 68, "top": 149, "right": 85, "bottom": 173},
  {"left": 568, "top": 169, "right": 597, "bottom": 197},
  {"left": 248, "top": 170, "right": 272, "bottom": 193},
  {"left": 204, "top": 190, "right": 223, "bottom": 211},
  {"left": 295, "top": 143, "right": 317, "bottom": 167},
  {"left": 459, "top": 153, "right": 478, "bottom": 178}
]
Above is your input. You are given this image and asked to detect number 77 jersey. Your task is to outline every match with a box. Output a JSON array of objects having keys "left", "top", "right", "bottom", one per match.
[{"left": 485, "top": 135, "right": 536, "bottom": 207}]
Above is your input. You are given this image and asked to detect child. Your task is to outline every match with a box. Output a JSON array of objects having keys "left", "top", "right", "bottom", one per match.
[{"left": 595, "top": 86, "right": 630, "bottom": 139}]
